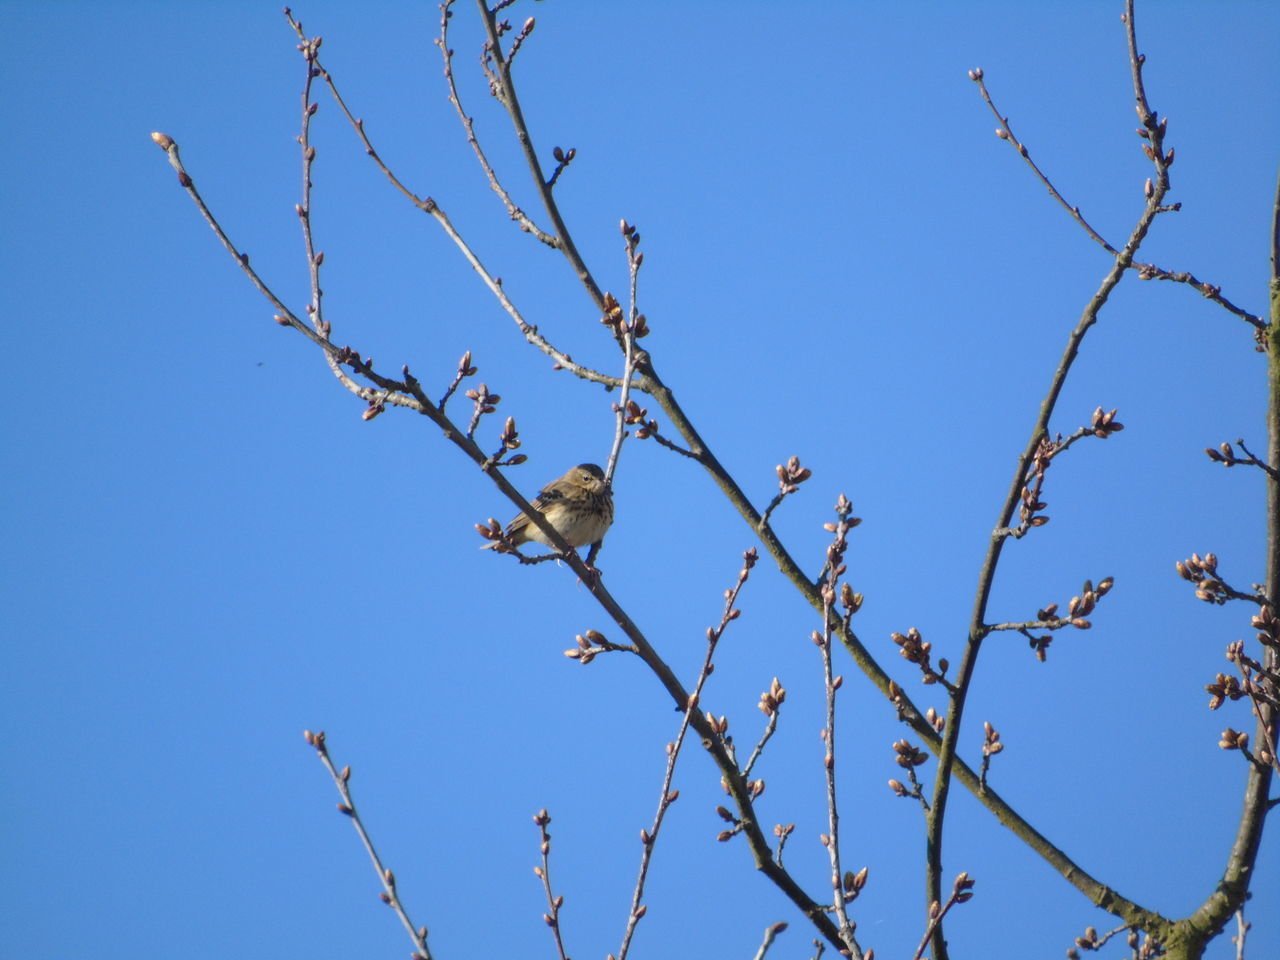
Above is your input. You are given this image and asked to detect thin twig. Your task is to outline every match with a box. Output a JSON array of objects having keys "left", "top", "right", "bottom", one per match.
[
  {"left": 149, "top": 134, "right": 327, "bottom": 349},
  {"left": 615, "top": 694, "right": 693, "bottom": 960},
  {"left": 302, "top": 731, "right": 434, "bottom": 960},
  {"left": 299, "top": 75, "right": 364, "bottom": 398},
  {"left": 758, "top": 492, "right": 787, "bottom": 532},
  {"left": 971, "top": 71, "right": 1116, "bottom": 254},
  {"left": 1229, "top": 648, "right": 1280, "bottom": 776},
  {"left": 774, "top": 823, "right": 795, "bottom": 866},
  {"left": 1066, "top": 922, "right": 1131, "bottom": 956},
  {"left": 1232, "top": 908, "right": 1249, "bottom": 960},
  {"left": 977, "top": 721, "right": 1003, "bottom": 792},
  {"left": 1133, "top": 263, "right": 1266, "bottom": 331},
  {"left": 283, "top": 10, "right": 630, "bottom": 391},
  {"left": 994, "top": 418, "right": 1122, "bottom": 541},
  {"left": 473, "top": 0, "right": 610, "bottom": 314},
  {"left": 152, "top": 131, "right": 416, "bottom": 412},
  {"left": 616, "top": 548, "right": 758, "bottom": 960},
  {"left": 743, "top": 710, "right": 780, "bottom": 780},
  {"left": 648, "top": 431, "right": 699, "bottom": 459},
  {"left": 911, "top": 873, "right": 975, "bottom": 960},
  {"left": 818, "top": 609, "right": 853, "bottom": 945},
  {"left": 988, "top": 618, "right": 1080, "bottom": 632},
  {"left": 971, "top": 67, "right": 1264, "bottom": 332},
  {"left": 297, "top": 38, "right": 326, "bottom": 336},
  {"left": 437, "top": 1, "right": 555, "bottom": 244},
  {"left": 605, "top": 226, "right": 642, "bottom": 488},
  {"left": 1233, "top": 437, "right": 1280, "bottom": 481},
  {"left": 532, "top": 810, "right": 570, "bottom": 960},
  {"left": 751, "top": 922, "right": 789, "bottom": 960},
  {"left": 814, "top": 497, "right": 862, "bottom": 955},
  {"left": 438, "top": 350, "right": 476, "bottom": 411},
  {"left": 1175, "top": 552, "right": 1269, "bottom": 606}
]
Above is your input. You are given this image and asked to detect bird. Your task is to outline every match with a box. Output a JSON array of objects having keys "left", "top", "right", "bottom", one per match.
[{"left": 483, "top": 463, "right": 614, "bottom": 553}]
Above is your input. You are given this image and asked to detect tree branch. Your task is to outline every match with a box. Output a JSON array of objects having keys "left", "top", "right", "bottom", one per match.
[
  {"left": 927, "top": 5, "right": 1179, "bottom": 953},
  {"left": 302, "top": 731, "right": 434, "bottom": 960}
]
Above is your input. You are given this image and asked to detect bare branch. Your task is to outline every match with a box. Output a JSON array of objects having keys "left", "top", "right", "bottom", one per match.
[
  {"left": 1067, "top": 922, "right": 1133, "bottom": 958},
  {"left": 531, "top": 810, "right": 570, "bottom": 960},
  {"left": 472, "top": 0, "right": 612, "bottom": 315},
  {"left": 617, "top": 548, "right": 757, "bottom": 960},
  {"left": 283, "top": 10, "right": 630, "bottom": 390},
  {"left": 605, "top": 224, "right": 645, "bottom": 488},
  {"left": 1133, "top": 264, "right": 1266, "bottom": 332},
  {"left": 1174, "top": 552, "right": 1268, "bottom": 607},
  {"left": 1232, "top": 908, "right": 1250, "bottom": 960},
  {"left": 149, "top": 133, "right": 329, "bottom": 351},
  {"left": 1206, "top": 437, "right": 1280, "bottom": 481},
  {"left": 978, "top": 722, "right": 1004, "bottom": 792},
  {"left": 751, "top": 922, "right": 789, "bottom": 960},
  {"left": 927, "top": 6, "right": 1182, "bottom": 953},
  {"left": 986, "top": 574, "right": 1115, "bottom": 662},
  {"left": 912, "top": 873, "right": 975, "bottom": 960},
  {"left": 302, "top": 731, "right": 434, "bottom": 960},
  {"left": 814, "top": 496, "right": 862, "bottom": 952},
  {"left": 969, "top": 68, "right": 1117, "bottom": 254},
  {"left": 744, "top": 678, "right": 785, "bottom": 779},
  {"left": 969, "top": 58, "right": 1264, "bottom": 333},
  {"left": 436, "top": 1, "right": 555, "bottom": 244}
]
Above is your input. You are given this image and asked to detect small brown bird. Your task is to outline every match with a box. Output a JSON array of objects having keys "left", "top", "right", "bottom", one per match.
[{"left": 483, "top": 463, "right": 614, "bottom": 552}]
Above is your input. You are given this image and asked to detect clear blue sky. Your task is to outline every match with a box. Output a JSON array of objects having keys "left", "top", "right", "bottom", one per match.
[{"left": 3, "top": 2, "right": 1277, "bottom": 958}]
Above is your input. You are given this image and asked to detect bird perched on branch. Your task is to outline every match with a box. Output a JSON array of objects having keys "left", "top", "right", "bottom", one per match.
[{"left": 482, "top": 463, "right": 614, "bottom": 552}]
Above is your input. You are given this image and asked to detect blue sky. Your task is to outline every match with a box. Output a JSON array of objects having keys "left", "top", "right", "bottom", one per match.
[{"left": 3, "top": 2, "right": 1278, "bottom": 958}]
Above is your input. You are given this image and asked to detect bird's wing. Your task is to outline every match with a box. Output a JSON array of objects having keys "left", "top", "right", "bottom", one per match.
[
  {"left": 502, "top": 481, "right": 564, "bottom": 536},
  {"left": 530, "top": 479, "right": 574, "bottom": 509}
]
